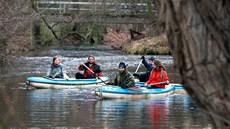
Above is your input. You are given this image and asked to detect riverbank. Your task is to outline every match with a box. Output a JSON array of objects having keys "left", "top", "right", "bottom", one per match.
[
  {"left": 7, "top": 32, "right": 170, "bottom": 56},
  {"left": 122, "top": 33, "right": 170, "bottom": 55},
  {"left": 102, "top": 29, "right": 170, "bottom": 55}
]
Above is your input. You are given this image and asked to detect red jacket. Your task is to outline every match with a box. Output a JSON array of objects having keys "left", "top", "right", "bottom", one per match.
[
  {"left": 146, "top": 69, "right": 169, "bottom": 88},
  {"left": 78, "top": 62, "right": 102, "bottom": 78}
]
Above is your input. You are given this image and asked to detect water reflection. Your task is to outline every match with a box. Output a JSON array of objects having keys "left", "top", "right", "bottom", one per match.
[
  {"left": 5, "top": 50, "right": 178, "bottom": 83},
  {"left": 0, "top": 48, "right": 210, "bottom": 128},
  {"left": 26, "top": 89, "right": 99, "bottom": 128},
  {"left": 145, "top": 100, "right": 168, "bottom": 129},
  {"left": 94, "top": 95, "right": 210, "bottom": 129}
]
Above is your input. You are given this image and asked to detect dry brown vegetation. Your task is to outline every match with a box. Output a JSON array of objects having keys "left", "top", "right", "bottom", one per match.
[
  {"left": 102, "top": 27, "right": 130, "bottom": 49},
  {"left": 122, "top": 33, "right": 170, "bottom": 55},
  {"left": 101, "top": 27, "right": 170, "bottom": 54},
  {"left": 0, "top": 0, "right": 37, "bottom": 64}
]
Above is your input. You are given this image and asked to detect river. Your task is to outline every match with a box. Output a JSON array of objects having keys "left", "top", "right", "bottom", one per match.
[{"left": 0, "top": 46, "right": 211, "bottom": 129}]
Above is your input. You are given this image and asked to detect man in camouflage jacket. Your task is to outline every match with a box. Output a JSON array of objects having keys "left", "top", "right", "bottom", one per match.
[{"left": 113, "top": 62, "right": 135, "bottom": 88}]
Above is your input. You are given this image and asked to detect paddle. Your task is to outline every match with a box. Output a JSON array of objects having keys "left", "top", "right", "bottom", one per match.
[
  {"left": 82, "top": 63, "right": 143, "bottom": 94},
  {"left": 134, "top": 59, "right": 143, "bottom": 73},
  {"left": 82, "top": 63, "right": 106, "bottom": 100},
  {"left": 127, "top": 86, "right": 143, "bottom": 92},
  {"left": 81, "top": 63, "right": 107, "bottom": 84},
  {"left": 146, "top": 81, "right": 169, "bottom": 88},
  {"left": 148, "top": 81, "right": 168, "bottom": 85}
]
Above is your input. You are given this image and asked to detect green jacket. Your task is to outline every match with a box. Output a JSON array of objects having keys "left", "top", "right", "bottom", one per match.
[{"left": 114, "top": 70, "right": 135, "bottom": 88}]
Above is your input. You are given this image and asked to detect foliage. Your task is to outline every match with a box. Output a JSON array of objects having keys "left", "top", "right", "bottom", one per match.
[
  {"left": 0, "top": 0, "right": 35, "bottom": 66},
  {"left": 122, "top": 33, "right": 170, "bottom": 55},
  {"left": 0, "top": 122, "right": 8, "bottom": 129},
  {"left": 40, "top": 23, "right": 54, "bottom": 45},
  {"left": 59, "top": 23, "right": 75, "bottom": 38},
  {"left": 31, "top": 0, "right": 158, "bottom": 45}
]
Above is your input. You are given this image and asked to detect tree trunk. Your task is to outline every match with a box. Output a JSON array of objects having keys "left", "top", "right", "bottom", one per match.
[
  {"left": 0, "top": 40, "right": 8, "bottom": 66},
  {"left": 157, "top": 0, "right": 230, "bottom": 128}
]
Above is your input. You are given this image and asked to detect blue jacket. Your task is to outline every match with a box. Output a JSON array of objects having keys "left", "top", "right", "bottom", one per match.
[
  {"left": 46, "top": 64, "right": 63, "bottom": 78},
  {"left": 142, "top": 58, "right": 153, "bottom": 76}
]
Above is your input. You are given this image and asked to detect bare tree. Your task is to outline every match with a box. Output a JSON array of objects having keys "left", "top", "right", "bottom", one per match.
[
  {"left": 0, "top": 0, "right": 36, "bottom": 66},
  {"left": 157, "top": 0, "right": 230, "bottom": 128},
  {"left": 0, "top": 1, "right": 36, "bottom": 127},
  {"left": 30, "top": 0, "right": 157, "bottom": 44}
]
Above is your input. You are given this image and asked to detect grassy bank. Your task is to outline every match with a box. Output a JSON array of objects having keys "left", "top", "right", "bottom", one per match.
[
  {"left": 122, "top": 33, "right": 171, "bottom": 55},
  {"left": 7, "top": 31, "right": 170, "bottom": 56}
]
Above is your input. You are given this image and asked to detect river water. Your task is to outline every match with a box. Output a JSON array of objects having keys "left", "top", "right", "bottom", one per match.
[{"left": 0, "top": 46, "right": 211, "bottom": 129}]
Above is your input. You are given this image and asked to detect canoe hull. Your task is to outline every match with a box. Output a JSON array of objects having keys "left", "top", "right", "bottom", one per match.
[
  {"left": 95, "top": 84, "right": 175, "bottom": 99},
  {"left": 27, "top": 82, "right": 106, "bottom": 89},
  {"left": 96, "top": 90, "right": 174, "bottom": 99},
  {"left": 26, "top": 77, "right": 110, "bottom": 89},
  {"left": 135, "top": 82, "right": 186, "bottom": 94},
  {"left": 172, "top": 83, "right": 187, "bottom": 94}
]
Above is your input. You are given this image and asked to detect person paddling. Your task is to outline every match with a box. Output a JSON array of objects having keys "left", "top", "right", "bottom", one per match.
[
  {"left": 133, "top": 56, "right": 155, "bottom": 82},
  {"left": 144, "top": 59, "right": 169, "bottom": 88},
  {"left": 75, "top": 55, "right": 102, "bottom": 79}
]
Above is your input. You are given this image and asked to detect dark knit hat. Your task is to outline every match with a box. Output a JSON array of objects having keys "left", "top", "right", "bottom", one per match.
[
  {"left": 148, "top": 56, "right": 155, "bottom": 61},
  {"left": 118, "top": 62, "right": 127, "bottom": 68}
]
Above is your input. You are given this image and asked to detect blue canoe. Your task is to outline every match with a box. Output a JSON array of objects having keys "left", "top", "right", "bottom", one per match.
[
  {"left": 95, "top": 82, "right": 186, "bottom": 99},
  {"left": 95, "top": 84, "right": 176, "bottom": 99},
  {"left": 135, "top": 82, "right": 186, "bottom": 94},
  {"left": 26, "top": 77, "right": 110, "bottom": 89}
]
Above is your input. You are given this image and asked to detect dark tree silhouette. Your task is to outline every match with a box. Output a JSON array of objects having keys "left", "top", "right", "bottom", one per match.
[{"left": 157, "top": 0, "right": 230, "bottom": 128}]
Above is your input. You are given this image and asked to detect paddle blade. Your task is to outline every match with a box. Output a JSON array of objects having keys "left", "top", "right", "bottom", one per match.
[{"left": 127, "top": 87, "right": 143, "bottom": 92}]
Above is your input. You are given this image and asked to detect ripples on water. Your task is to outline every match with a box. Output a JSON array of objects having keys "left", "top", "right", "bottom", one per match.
[
  {"left": 0, "top": 48, "right": 211, "bottom": 128},
  {"left": 6, "top": 49, "right": 175, "bottom": 81}
]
